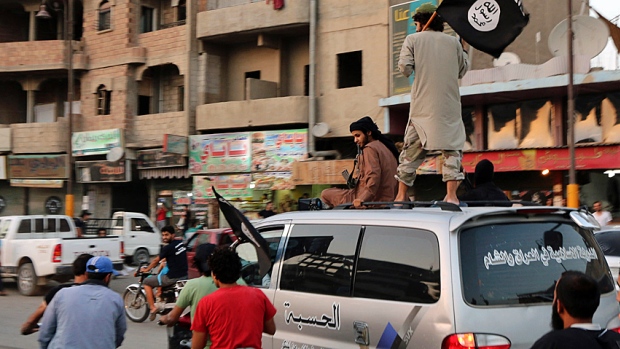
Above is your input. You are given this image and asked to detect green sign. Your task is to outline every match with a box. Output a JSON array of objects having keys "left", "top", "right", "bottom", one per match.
[{"left": 72, "top": 128, "right": 123, "bottom": 156}]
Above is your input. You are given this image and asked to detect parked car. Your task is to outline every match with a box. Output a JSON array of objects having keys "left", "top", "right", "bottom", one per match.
[
  {"left": 184, "top": 228, "right": 236, "bottom": 279},
  {"left": 233, "top": 205, "right": 619, "bottom": 349},
  {"left": 0, "top": 215, "right": 124, "bottom": 296},
  {"left": 594, "top": 228, "right": 620, "bottom": 279}
]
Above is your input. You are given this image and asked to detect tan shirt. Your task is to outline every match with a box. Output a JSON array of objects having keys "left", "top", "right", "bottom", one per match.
[
  {"left": 398, "top": 30, "right": 469, "bottom": 150},
  {"left": 355, "top": 140, "right": 398, "bottom": 202}
]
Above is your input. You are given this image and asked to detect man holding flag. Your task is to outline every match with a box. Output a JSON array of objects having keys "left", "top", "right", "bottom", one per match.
[{"left": 394, "top": 3, "right": 470, "bottom": 205}]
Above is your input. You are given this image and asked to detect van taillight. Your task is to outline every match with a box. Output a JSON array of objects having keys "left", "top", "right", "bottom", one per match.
[
  {"left": 442, "top": 333, "right": 511, "bottom": 349},
  {"left": 120, "top": 241, "right": 125, "bottom": 259},
  {"left": 52, "top": 244, "right": 62, "bottom": 263},
  {"left": 611, "top": 327, "right": 620, "bottom": 334}
]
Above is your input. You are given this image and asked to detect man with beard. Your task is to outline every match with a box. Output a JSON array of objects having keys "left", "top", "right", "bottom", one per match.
[
  {"left": 320, "top": 116, "right": 399, "bottom": 208},
  {"left": 39, "top": 256, "right": 126, "bottom": 349},
  {"left": 530, "top": 271, "right": 620, "bottom": 349}
]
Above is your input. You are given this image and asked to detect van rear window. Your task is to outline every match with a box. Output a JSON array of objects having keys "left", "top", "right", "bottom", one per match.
[{"left": 460, "top": 220, "right": 613, "bottom": 307}]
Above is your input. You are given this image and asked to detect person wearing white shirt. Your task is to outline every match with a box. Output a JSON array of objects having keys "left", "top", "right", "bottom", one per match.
[{"left": 593, "top": 201, "right": 612, "bottom": 227}]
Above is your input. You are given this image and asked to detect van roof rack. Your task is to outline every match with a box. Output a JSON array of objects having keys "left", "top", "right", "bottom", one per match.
[{"left": 333, "top": 200, "right": 542, "bottom": 212}]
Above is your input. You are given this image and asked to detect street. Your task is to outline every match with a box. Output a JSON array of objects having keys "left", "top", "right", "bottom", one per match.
[{"left": 0, "top": 270, "right": 170, "bottom": 349}]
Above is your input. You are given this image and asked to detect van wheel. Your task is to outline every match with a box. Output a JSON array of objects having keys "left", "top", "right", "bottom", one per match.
[
  {"left": 18, "top": 263, "right": 41, "bottom": 296},
  {"left": 133, "top": 249, "right": 150, "bottom": 266}
]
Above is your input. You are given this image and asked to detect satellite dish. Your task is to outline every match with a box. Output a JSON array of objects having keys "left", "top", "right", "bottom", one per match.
[
  {"left": 493, "top": 52, "right": 521, "bottom": 67},
  {"left": 106, "top": 147, "right": 124, "bottom": 162},
  {"left": 312, "top": 122, "right": 330, "bottom": 138},
  {"left": 548, "top": 15, "right": 609, "bottom": 59}
]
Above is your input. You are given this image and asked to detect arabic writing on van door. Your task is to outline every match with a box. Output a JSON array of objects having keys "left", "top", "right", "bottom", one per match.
[
  {"left": 284, "top": 302, "right": 340, "bottom": 331},
  {"left": 483, "top": 245, "right": 597, "bottom": 270}
]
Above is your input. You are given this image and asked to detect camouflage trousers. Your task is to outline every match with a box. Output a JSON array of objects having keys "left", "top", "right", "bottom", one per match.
[{"left": 395, "top": 124, "right": 464, "bottom": 187}]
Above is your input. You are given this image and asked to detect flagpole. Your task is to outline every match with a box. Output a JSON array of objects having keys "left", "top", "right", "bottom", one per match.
[
  {"left": 566, "top": 0, "right": 579, "bottom": 208},
  {"left": 422, "top": 12, "right": 438, "bottom": 31}
]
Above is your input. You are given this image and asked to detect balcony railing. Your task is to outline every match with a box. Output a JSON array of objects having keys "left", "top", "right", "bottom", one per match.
[{"left": 206, "top": 0, "right": 262, "bottom": 10}]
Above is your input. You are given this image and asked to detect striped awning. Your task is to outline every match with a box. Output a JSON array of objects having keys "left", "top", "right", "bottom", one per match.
[{"left": 139, "top": 167, "right": 190, "bottom": 179}]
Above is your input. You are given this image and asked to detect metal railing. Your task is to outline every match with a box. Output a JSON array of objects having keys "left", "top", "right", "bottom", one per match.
[{"left": 206, "top": 0, "right": 263, "bottom": 11}]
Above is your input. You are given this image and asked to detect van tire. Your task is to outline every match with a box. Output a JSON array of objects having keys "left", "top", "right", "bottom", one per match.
[
  {"left": 133, "top": 249, "right": 150, "bottom": 266},
  {"left": 18, "top": 263, "right": 41, "bottom": 296}
]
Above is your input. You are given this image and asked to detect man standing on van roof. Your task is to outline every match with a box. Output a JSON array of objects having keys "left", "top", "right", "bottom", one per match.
[
  {"left": 320, "top": 116, "right": 399, "bottom": 208},
  {"left": 38, "top": 256, "right": 126, "bottom": 349},
  {"left": 530, "top": 270, "right": 620, "bottom": 349},
  {"left": 394, "top": 3, "right": 469, "bottom": 205}
]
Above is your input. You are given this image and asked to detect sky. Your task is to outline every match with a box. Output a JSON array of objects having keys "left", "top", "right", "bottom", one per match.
[{"left": 589, "top": 0, "right": 620, "bottom": 69}]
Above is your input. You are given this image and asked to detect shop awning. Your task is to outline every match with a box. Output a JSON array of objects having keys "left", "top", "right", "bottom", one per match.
[{"left": 139, "top": 167, "right": 189, "bottom": 179}]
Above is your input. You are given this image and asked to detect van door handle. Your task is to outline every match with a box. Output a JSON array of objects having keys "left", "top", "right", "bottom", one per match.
[
  {"left": 131, "top": 235, "right": 135, "bottom": 238},
  {"left": 89, "top": 245, "right": 95, "bottom": 248},
  {"left": 353, "top": 321, "right": 369, "bottom": 346}
]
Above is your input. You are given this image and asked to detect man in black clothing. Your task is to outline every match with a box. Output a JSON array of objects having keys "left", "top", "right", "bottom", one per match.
[
  {"left": 459, "top": 159, "right": 509, "bottom": 202},
  {"left": 258, "top": 201, "right": 277, "bottom": 218},
  {"left": 74, "top": 210, "right": 92, "bottom": 238},
  {"left": 140, "top": 225, "right": 188, "bottom": 321},
  {"left": 530, "top": 270, "right": 620, "bottom": 349},
  {"left": 21, "top": 253, "right": 94, "bottom": 335}
]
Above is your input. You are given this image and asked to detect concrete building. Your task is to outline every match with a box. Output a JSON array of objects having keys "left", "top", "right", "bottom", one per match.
[{"left": 0, "top": 0, "right": 616, "bottom": 219}]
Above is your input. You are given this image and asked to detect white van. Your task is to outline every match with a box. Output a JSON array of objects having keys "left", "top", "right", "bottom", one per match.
[{"left": 234, "top": 205, "right": 620, "bottom": 349}]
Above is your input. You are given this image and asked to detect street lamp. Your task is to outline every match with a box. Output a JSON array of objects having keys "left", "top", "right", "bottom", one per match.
[{"left": 37, "top": 0, "right": 75, "bottom": 217}]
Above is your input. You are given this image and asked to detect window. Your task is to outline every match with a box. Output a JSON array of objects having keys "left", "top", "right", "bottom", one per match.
[
  {"left": 98, "top": 1, "right": 111, "bottom": 31},
  {"left": 48, "top": 218, "right": 57, "bottom": 232},
  {"left": 280, "top": 224, "right": 360, "bottom": 296},
  {"left": 304, "top": 65, "right": 310, "bottom": 96},
  {"left": 337, "top": 51, "right": 362, "bottom": 88},
  {"left": 178, "top": 86, "right": 184, "bottom": 111},
  {"left": 140, "top": 6, "right": 155, "bottom": 33},
  {"left": 60, "top": 218, "right": 71, "bottom": 232},
  {"left": 237, "top": 227, "right": 284, "bottom": 287},
  {"left": 96, "top": 85, "right": 111, "bottom": 115},
  {"left": 35, "top": 218, "right": 44, "bottom": 232},
  {"left": 138, "top": 95, "right": 151, "bottom": 115},
  {"left": 244, "top": 71, "right": 260, "bottom": 99},
  {"left": 18, "top": 219, "right": 31, "bottom": 234},
  {"left": 354, "top": 226, "right": 440, "bottom": 303},
  {"left": 0, "top": 219, "right": 11, "bottom": 239},
  {"left": 131, "top": 218, "right": 153, "bottom": 232},
  {"left": 177, "top": 0, "right": 187, "bottom": 21},
  {"left": 460, "top": 219, "right": 614, "bottom": 307}
]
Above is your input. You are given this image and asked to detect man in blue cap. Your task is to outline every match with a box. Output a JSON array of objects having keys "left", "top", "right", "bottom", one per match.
[{"left": 39, "top": 256, "right": 126, "bottom": 349}]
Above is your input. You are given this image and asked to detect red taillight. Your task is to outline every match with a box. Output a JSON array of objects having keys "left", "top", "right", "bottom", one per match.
[
  {"left": 610, "top": 327, "right": 620, "bottom": 334},
  {"left": 120, "top": 241, "right": 125, "bottom": 259},
  {"left": 52, "top": 244, "right": 61, "bottom": 263},
  {"left": 442, "top": 333, "right": 511, "bottom": 349}
]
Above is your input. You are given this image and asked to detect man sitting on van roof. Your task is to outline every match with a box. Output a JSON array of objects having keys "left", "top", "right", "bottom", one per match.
[{"left": 530, "top": 270, "right": 620, "bottom": 349}]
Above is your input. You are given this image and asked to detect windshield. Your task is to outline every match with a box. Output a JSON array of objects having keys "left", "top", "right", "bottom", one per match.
[{"left": 460, "top": 219, "right": 613, "bottom": 306}]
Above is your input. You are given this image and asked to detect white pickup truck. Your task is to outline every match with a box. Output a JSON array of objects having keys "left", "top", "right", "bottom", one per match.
[
  {"left": 0, "top": 214, "right": 124, "bottom": 296},
  {"left": 88, "top": 211, "right": 162, "bottom": 265}
]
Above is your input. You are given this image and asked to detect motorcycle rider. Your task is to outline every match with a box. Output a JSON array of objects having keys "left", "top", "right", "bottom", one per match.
[{"left": 139, "top": 225, "right": 188, "bottom": 321}]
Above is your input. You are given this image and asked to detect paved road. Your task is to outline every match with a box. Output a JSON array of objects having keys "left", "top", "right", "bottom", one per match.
[{"left": 0, "top": 269, "right": 171, "bottom": 349}]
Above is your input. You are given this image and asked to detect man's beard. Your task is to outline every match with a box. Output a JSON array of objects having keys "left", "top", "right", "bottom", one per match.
[{"left": 551, "top": 301, "right": 564, "bottom": 330}]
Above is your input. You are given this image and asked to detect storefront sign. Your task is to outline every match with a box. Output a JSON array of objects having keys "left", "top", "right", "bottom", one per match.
[
  {"left": 76, "top": 160, "right": 131, "bottom": 183},
  {"left": 188, "top": 133, "right": 251, "bottom": 174},
  {"left": 252, "top": 172, "right": 294, "bottom": 190},
  {"left": 0, "top": 156, "right": 6, "bottom": 180},
  {"left": 137, "top": 149, "right": 187, "bottom": 169},
  {"left": 461, "top": 146, "right": 620, "bottom": 173},
  {"left": 72, "top": 128, "right": 123, "bottom": 156},
  {"left": 291, "top": 159, "right": 354, "bottom": 185},
  {"left": 193, "top": 174, "right": 252, "bottom": 199},
  {"left": 251, "top": 130, "right": 307, "bottom": 172},
  {"left": 45, "top": 196, "right": 63, "bottom": 214},
  {"left": 163, "top": 134, "right": 188, "bottom": 155},
  {"left": 8, "top": 155, "right": 68, "bottom": 179},
  {"left": 10, "top": 179, "right": 64, "bottom": 188}
]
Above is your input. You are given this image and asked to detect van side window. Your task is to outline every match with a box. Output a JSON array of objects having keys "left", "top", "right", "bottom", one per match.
[
  {"left": 59, "top": 218, "right": 71, "bottom": 232},
  {"left": 132, "top": 218, "right": 152, "bottom": 232},
  {"left": 354, "top": 226, "right": 440, "bottom": 304},
  {"left": 18, "top": 219, "right": 31, "bottom": 234},
  {"left": 115, "top": 218, "right": 123, "bottom": 227},
  {"left": 237, "top": 227, "right": 284, "bottom": 287},
  {"left": 280, "top": 224, "right": 361, "bottom": 296}
]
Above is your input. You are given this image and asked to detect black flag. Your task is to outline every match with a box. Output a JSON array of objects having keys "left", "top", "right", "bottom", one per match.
[
  {"left": 437, "top": 0, "right": 529, "bottom": 58},
  {"left": 213, "top": 187, "right": 271, "bottom": 278}
]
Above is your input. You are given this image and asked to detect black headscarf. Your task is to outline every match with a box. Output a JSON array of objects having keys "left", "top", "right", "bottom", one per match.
[
  {"left": 350, "top": 116, "right": 399, "bottom": 161},
  {"left": 474, "top": 159, "right": 494, "bottom": 185}
]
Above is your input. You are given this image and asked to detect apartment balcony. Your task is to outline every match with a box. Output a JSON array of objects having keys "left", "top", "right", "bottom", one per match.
[
  {"left": 197, "top": 1, "right": 309, "bottom": 42},
  {"left": 11, "top": 120, "right": 67, "bottom": 154},
  {"left": 0, "top": 40, "right": 87, "bottom": 73},
  {"left": 139, "top": 25, "right": 187, "bottom": 66},
  {"left": 196, "top": 96, "right": 308, "bottom": 131},
  {"left": 128, "top": 111, "right": 188, "bottom": 148}
]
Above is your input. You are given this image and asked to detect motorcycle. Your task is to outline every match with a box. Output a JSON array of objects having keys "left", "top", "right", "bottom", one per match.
[{"left": 122, "top": 262, "right": 180, "bottom": 323}]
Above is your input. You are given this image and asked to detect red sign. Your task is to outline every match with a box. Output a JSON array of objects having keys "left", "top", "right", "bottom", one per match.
[{"left": 462, "top": 146, "right": 620, "bottom": 172}]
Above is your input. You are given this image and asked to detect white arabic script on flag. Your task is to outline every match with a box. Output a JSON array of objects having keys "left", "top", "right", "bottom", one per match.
[{"left": 468, "top": 0, "right": 500, "bottom": 32}]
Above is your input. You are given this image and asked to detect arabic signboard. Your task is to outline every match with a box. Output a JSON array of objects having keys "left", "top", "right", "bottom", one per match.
[
  {"left": 8, "top": 154, "right": 68, "bottom": 179},
  {"left": 251, "top": 129, "right": 307, "bottom": 172},
  {"left": 163, "top": 134, "right": 188, "bottom": 155},
  {"left": 458, "top": 146, "right": 620, "bottom": 173},
  {"left": 252, "top": 172, "right": 295, "bottom": 190},
  {"left": 188, "top": 133, "right": 251, "bottom": 174},
  {"left": 137, "top": 148, "right": 187, "bottom": 169},
  {"left": 193, "top": 174, "right": 252, "bottom": 199},
  {"left": 389, "top": 0, "right": 438, "bottom": 96},
  {"left": 72, "top": 128, "right": 123, "bottom": 156},
  {"left": 10, "top": 179, "right": 64, "bottom": 188},
  {"left": 76, "top": 160, "right": 131, "bottom": 183}
]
